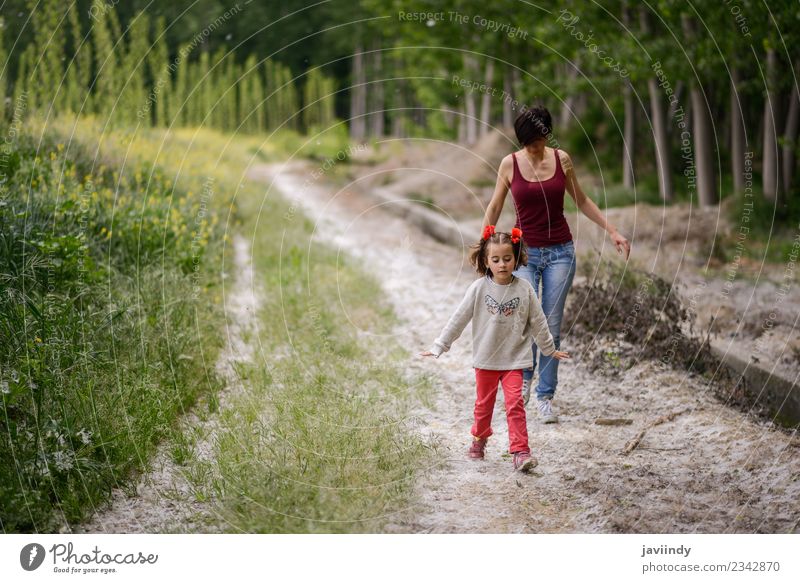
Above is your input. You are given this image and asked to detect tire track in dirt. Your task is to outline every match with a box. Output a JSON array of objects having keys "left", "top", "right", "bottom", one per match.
[{"left": 75, "top": 235, "right": 262, "bottom": 533}]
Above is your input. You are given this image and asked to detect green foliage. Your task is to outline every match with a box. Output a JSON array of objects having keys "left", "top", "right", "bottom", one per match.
[
  {"left": 0, "top": 122, "right": 228, "bottom": 532},
  {"left": 179, "top": 181, "right": 432, "bottom": 532}
]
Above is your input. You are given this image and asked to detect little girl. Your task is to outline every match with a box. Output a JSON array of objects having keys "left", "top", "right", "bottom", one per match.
[{"left": 420, "top": 225, "right": 569, "bottom": 472}]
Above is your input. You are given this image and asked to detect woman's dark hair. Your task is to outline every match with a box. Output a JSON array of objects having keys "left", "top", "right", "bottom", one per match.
[
  {"left": 469, "top": 231, "right": 528, "bottom": 277},
  {"left": 514, "top": 105, "right": 553, "bottom": 146}
]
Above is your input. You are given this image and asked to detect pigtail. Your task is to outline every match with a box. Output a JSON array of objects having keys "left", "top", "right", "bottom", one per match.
[
  {"left": 469, "top": 237, "right": 490, "bottom": 275},
  {"left": 511, "top": 227, "right": 528, "bottom": 267}
]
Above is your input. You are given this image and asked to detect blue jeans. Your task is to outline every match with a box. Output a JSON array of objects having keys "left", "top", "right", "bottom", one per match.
[{"left": 513, "top": 240, "right": 576, "bottom": 401}]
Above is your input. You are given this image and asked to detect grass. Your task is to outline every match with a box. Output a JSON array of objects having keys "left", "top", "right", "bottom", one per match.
[
  {"left": 0, "top": 113, "right": 434, "bottom": 533},
  {"left": 0, "top": 115, "right": 233, "bottom": 532},
  {"left": 171, "top": 149, "right": 434, "bottom": 532}
]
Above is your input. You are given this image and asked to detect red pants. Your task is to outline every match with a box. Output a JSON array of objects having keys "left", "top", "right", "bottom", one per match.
[{"left": 472, "top": 368, "right": 530, "bottom": 454}]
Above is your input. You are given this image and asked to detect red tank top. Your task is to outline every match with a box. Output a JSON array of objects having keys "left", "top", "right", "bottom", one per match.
[{"left": 510, "top": 149, "right": 573, "bottom": 247}]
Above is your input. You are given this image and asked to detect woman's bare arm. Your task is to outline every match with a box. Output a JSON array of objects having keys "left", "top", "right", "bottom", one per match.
[
  {"left": 561, "top": 150, "right": 631, "bottom": 258},
  {"left": 482, "top": 155, "right": 513, "bottom": 229}
]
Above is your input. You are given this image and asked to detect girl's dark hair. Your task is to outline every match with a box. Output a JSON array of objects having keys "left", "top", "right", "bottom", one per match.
[
  {"left": 469, "top": 231, "right": 528, "bottom": 277},
  {"left": 514, "top": 105, "right": 553, "bottom": 146}
]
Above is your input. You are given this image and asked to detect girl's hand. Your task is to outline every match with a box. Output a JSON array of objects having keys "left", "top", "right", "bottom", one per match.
[
  {"left": 419, "top": 351, "right": 434, "bottom": 357},
  {"left": 611, "top": 230, "right": 631, "bottom": 259},
  {"left": 552, "top": 350, "right": 570, "bottom": 361}
]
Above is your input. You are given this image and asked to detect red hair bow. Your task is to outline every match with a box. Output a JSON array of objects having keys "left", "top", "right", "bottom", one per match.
[
  {"left": 482, "top": 225, "right": 496, "bottom": 240},
  {"left": 510, "top": 228, "right": 523, "bottom": 244}
]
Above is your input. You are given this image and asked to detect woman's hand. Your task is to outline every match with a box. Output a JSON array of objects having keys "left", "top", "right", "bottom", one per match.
[
  {"left": 419, "top": 351, "right": 434, "bottom": 357},
  {"left": 610, "top": 230, "right": 631, "bottom": 259},
  {"left": 552, "top": 350, "right": 570, "bottom": 361}
]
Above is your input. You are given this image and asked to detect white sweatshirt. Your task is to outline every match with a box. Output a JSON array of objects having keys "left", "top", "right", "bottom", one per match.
[{"left": 430, "top": 275, "right": 556, "bottom": 370}]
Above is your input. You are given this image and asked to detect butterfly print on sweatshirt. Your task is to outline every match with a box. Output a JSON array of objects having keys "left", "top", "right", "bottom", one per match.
[{"left": 484, "top": 295, "right": 520, "bottom": 316}]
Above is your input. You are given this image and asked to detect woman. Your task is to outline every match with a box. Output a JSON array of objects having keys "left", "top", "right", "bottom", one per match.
[{"left": 482, "top": 105, "right": 630, "bottom": 423}]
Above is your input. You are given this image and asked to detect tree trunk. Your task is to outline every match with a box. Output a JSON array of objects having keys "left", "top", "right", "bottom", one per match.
[
  {"left": 666, "top": 80, "right": 684, "bottom": 134},
  {"left": 623, "top": 81, "right": 635, "bottom": 189},
  {"left": 762, "top": 48, "right": 782, "bottom": 201},
  {"left": 558, "top": 63, "right": 579, "bottom": 132},
  {"left": 782, "top": 62, "right": 799, "bottom": 192},
  {"left": 368, "top": 46, "right": 384, "bottom": 138},
  {"left": 647, "top": 77, "right": 673, "bottom": 201},
  {"left": 681, "top": 15, "right": 717, "bottom": 206},
  {"left": 730, "top": 68, "right": 746, "bottom": 193},
  {"left": 389, "top": 51, "right": 406, "bottom": 138},
  {"left": 349, "top": 46, "right": 367, "bottom": 140},
  {"left": 621, "top": 2, "right": 634, "bottom": 189},
  {"left": 690, "top": 83, "right": 718, "bottom": 205},
  {"left": 463, "top": 53, "right": 478, "bottom": 144},
  {"left": 479, "top": 59, "right": 495, "bottom": 136},
  {"left": 503, "top": 65, "right": 514, "bottom": 128},
  {"left": 642, "top": 8, "right": 672, "bottom": 202}
]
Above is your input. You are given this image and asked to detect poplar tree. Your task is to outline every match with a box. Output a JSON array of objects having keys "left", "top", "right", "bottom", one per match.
[
  {"left": 14, "top": 45, "right": 34, "bottom": 118},
  {"left": 239, "top": 54, "right": 263, "bottom": 133},
  {"left": 28, "top": 0, "right": 64, "bottom": 114},
  {"left": 197, "top": 51, "right": 214, "bottom": 126},
  {"left": 264, "top": 59, "right": 279, "bottom": 130},
  {"left": 90, "top": 0, "right": 119, "bottom": 117},
  {"left": 173, "top": 43, "right": 191, "bottom": 126},
  {"left": 68, "top": 4, "right": 92, "bottom": 114},
  {"left": 207, "top": 48, "right": 223, "bottom": 129},
  {"left": 281, "top": 63, "right": 299, "bottom": 131},
  {"left": 224, "top": 56, "right": 238, "bottom": 132},
  {"left": 122, "top": 12, "right": 150, "bottom": 126},
  {"left": 303, "top": 68, "right": 322, "bottom": 131},
  {"left": 147, "top": 16, "right": 170, "bottom": 127},
  {"left": 321, "top": 75, "right": 336, "bottom": 128}
]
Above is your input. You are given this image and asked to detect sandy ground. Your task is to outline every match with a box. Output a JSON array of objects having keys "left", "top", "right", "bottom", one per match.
[
  {"left": 254, "top": 160, "right": 800, "bottom": 534},
  {"left": 77, "top": 153, "right": 800, "bottom": 534},
  {"left": 74, "top": 235, "right": 262, "bottom": 533}
]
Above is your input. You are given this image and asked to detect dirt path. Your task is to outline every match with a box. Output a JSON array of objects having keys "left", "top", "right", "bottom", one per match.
[
  {"left": 253, "top": 160, "right": 800, "bottom": 534},
  {"left": 74, "top": 235, "right": 262, "bottom": 533}
]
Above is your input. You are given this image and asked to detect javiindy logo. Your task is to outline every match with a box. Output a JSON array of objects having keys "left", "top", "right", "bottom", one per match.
[{"left": 20, "top": 543, "right": 46, "bottom": 571}]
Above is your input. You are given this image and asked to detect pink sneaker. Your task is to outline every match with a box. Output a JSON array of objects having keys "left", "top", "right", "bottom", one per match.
[
  {"left": 513, "top": 452, "right": 537, "bottom": 473},
  {"left": 468, "top": 437, "right": 487, "bottom": 459}
]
